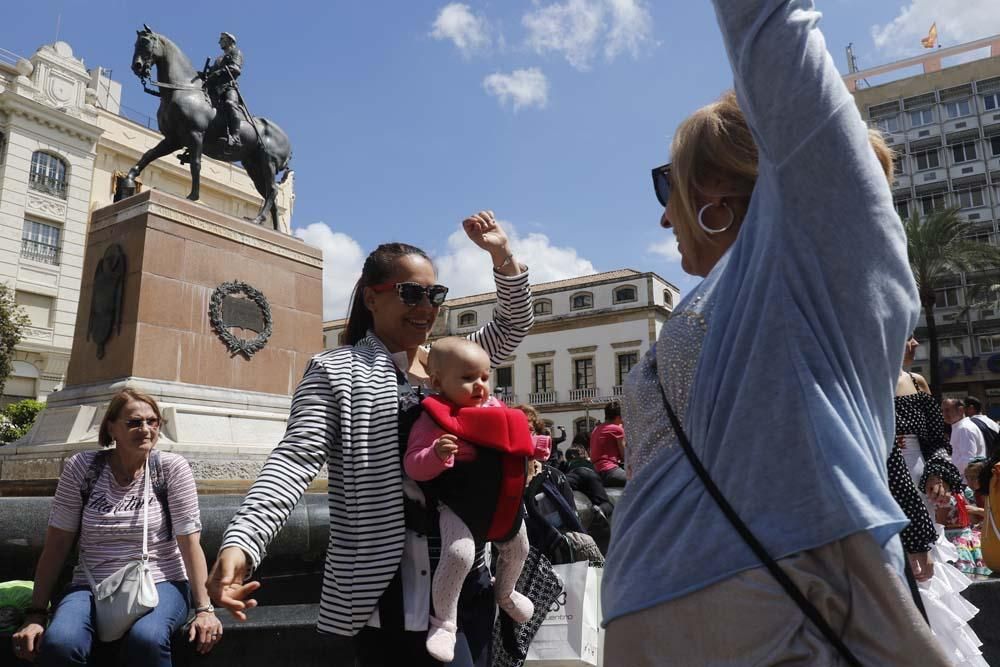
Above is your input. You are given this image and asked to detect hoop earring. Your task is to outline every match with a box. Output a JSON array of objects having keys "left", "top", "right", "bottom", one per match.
[{"left": 697, "top": 203, "right": 735, "bottom": 235}]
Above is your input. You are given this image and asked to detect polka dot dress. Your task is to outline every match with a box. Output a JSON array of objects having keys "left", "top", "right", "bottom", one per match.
[{"left": 891, "top": 386, "right": 963, "bottom": 554}]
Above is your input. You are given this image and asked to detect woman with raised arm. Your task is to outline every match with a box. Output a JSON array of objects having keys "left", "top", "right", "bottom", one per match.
[
  {"left": 602, "top": 1, "right": 952, "bottom": 663},
  {"left": 207, "top": 211, "right": 532, "bottom": 666}
]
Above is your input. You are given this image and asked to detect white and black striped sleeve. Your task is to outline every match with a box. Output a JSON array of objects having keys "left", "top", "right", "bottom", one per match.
[
  {"left": 468, "top": 268, "right": 534, "bottom": 368},
  {"left": 220, "top": 356, "right": 340, "bottom": 569}
]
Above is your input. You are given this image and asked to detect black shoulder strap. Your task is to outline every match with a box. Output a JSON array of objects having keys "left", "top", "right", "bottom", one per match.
[
  {"left": 80, "top": 450, "right": 110, "bottom": 507},
  {"left": 148, "top": 450, "right": 172, "bottom": 536},
  {"left": 655, "top": 383, "right": 862, "bottom": 667},
  {"left": 908, "top": 372, "right": 921, "bottom": 392}
]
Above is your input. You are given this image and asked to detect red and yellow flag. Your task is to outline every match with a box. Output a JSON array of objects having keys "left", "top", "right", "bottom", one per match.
[{"left": 921, "top": 22, "right": 938, "bottom": 48}]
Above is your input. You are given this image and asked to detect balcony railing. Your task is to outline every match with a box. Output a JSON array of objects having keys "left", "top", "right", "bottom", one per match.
[
  {"left": 496, "top": 392, "right": 518, "bottom": 406},
  {"left": 569, "top": 387, "right": 599, "bottom": 402},
  {"left": 612, "top": 385, "right": 624, "bottom": 396},
  {"left": 20, "top": 238, "right": 60, "bottom": 265},
  {"left": 28, "top": 173, "right": 68, "bottom": 199},
  {"left": 529, "top": 391, "right": 557, "bottom": 405}
]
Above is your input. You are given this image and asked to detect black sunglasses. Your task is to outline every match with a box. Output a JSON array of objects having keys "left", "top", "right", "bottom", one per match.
[
  {"left": 652, "top": 163, "right": 671, "bottom": 208},
  {"left": 370, "top": 281, "right": 449, "bottom": 307}
]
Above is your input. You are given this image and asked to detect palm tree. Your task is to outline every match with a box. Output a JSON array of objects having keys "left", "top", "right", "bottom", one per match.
[{"left": 905, "top": 207, "right": 1000, "bottom": 396}]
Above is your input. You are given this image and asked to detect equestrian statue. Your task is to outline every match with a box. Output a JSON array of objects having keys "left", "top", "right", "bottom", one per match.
[{"left": 123, "top": 25, "right": 292, "bottom": 231}]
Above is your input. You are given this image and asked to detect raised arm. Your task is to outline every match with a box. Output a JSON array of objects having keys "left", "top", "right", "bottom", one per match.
[{"left": 460, "top": 211, "right": 534, "bottom": 367}]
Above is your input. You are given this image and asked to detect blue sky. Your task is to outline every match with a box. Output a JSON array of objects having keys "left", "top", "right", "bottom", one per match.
[{"left": 4, "top": 0, "right": 1000, "bottom": 319}]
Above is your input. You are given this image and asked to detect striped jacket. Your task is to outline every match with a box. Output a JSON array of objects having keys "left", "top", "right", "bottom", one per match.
[{"left": 220, "top": 270, "right": 533, "bottom": 635}]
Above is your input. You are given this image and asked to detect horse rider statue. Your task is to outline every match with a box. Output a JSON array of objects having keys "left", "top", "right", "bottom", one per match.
[{"left": 204, "top": 32, "right": 244, "bottom": 148}]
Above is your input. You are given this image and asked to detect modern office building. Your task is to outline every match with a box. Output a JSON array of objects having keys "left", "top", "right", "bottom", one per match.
[{"left": 850, "top": 35, "right": 1000, "bottom": 411}]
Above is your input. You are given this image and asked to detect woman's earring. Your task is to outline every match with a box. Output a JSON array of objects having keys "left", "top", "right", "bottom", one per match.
[{"left": 697, "top": 203, "right": 735, "bottom": 235}]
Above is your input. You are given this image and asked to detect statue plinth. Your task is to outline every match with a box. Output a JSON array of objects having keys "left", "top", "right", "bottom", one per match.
[{"left": 1, "top": 190, "right": 324, "bottom": 494}]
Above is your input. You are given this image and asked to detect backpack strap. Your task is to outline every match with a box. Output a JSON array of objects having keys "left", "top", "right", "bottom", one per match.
[
  {"left": 79, "top": 450, "right": 111, "bottom": 510},
  {"left": 148, "top": 450, "right": 172, "bottom": 537}
]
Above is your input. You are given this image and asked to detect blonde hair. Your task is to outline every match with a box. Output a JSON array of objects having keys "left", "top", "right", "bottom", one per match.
[
  {"left": 98, "top": 389, "right": 163, "bottom": 447},
  {"left": 514, "top": 404, "right": 546, "bottom": 433},
  {"left": 868, "top": 129, "right": 895, "bottom": 182},
  {"left": 669, "top": 90, "right": 758, "bottom": 242}
]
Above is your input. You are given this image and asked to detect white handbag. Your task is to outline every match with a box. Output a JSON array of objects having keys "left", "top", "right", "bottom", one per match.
[
  {"left": 79, "top": 457, "right": 159, "bottom": 642},
  {"left": 525, "top": 561, "right": 603, "bottom": 667}
]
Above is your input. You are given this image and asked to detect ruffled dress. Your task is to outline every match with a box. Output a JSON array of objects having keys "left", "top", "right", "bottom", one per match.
[{"left": 893, "top": 391, "right": 988, "bottom": 667}]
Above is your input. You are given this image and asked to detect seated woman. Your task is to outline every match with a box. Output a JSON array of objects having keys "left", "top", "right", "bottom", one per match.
[{"left": 11, "top": 389, "right": 220, "bottom": 665}]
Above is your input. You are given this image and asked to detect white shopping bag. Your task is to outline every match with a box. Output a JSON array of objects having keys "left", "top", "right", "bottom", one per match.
[{"left": 524, "top": 562, "right": 603, "bottom": 667}]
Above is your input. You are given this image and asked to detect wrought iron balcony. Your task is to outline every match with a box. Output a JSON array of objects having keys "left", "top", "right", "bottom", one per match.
[
  {"left": 28, "top": 173, "right": 68, "bottom": 199},
  {"left": 20, "top": 238, "right": 60, "bottom": 265}
]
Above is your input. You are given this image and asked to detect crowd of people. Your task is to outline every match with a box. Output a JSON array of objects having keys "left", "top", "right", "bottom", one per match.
[{"left": 8, "top": 0, "right": 1000, "bottom": 665}]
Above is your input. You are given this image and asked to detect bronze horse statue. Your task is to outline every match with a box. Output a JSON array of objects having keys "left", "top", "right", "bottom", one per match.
[{"left": 127, "top": 25, "right": 291, "bottom": 230}]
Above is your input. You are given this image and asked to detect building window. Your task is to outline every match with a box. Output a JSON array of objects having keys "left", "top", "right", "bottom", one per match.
[
  {"left": 574, "top": 417, "right": 597, "bottom": 436},
  {"left": 458, "top": 311, "right": 477, "bottom": 327},
  {"left": 893, "top": 199, "right": 910, "bottom": 220},
  {"left": 956, "top": 188, "right": 986, "bottom": 210},
  {"left": 573, "top": 358, "right": 595, "bottom": 390},
  {"left": 984, "top": 93, "right": 1000, "bottom": 111},
  {"left": 29, "top": 151, "right": 68, "bottom": 199},
  {"left": 872, "top": 115, "right": 900, "bottom": 134},
  {"left": 908, "top": 108, "right": 934, "bottom": 128},
  {"left": 919, "top": 193, "right": 946, "bottom": 216},
  {"left": 613, "top": 286, "right": 637, "bottom": 304},
  {"left": 951, "top": 141, "right": 978, "bottom": 164},
  {"left": 938, "top": 336, "right": 967, "bottom": 358},
  {"left": 21, "top": 219, "right": 61, "bottom": 265},
  {"left": 891, "top": 154, "right": 904, "bottom": 176},
  {"left": 533, "top": 299, "right": 552, "bottom": 316},
  {"left": 616, "top": 352, "right": 638, "bottom": 386},
  {"left": 662, "top": 290, "right": 674, "bottom": 309},
  {"left": 495, "top": 366, "right": 513, "bottom": 396},
  {"left": 934, "top": 286, "right": 961, "bottom": 308},
  {"left": 944, "top": 99, "right": 972, "bottom": 119},
  {"left": 968, "top": 232, "right": 993, "bottom": 245},
  {"left": 990, "top": 135, "right": 1000, "bottom": 157},
  {"left": 15, "top": 290, "right": 54, "bottom": 328},
  {"left": 980, "top": 334, "right": 1000, "bottom": 354},
  {"left": 533, "top": 362, "right": 553, "bottom": 393},
  {"left": 913, "top": 149, "right": 940, "bottom": 171},
  {"left": 570, "top": 292, "right": 593, "bottom": 310}
]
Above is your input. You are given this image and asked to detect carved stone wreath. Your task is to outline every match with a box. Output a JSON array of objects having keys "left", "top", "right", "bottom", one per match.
[{"left": 209, "top": 281, "right": 272, "bottom": 358}]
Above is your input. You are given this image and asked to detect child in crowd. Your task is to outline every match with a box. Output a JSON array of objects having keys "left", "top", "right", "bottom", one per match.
[
  {"left": 937, "top": 467, "right": 991, "bottom": 577},
  {"left": 404, "top": 337, "right": 537, "bottom": 662}
]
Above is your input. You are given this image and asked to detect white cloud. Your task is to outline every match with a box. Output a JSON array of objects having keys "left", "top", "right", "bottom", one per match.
[
  {"left": 483, "top": 68, "right": 549, "bottom": 111},
  {"left": 605, "top": 0, "right": 653, "bottom": 61},
  {"left": 294, "top": 222, "right": 365, "bottom": 321},
  {"left": 648, "top": 237, "right": 682, "bottom": 263},
  {"left": 431, "top": 3, "right": 492, "bottom": 56},
  {"left": 871, "top": 0, "right": 1000, "bottom": 58},
  {"left": 434, "top": 222, "right": 596, "bottom": 297},
  {"left": 523, "top": 0, "right": 652, "bottom": 70}
]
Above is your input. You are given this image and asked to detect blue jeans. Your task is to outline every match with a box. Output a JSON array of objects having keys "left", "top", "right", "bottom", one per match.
[{"left": 37, "top": 580, "right": 191, "bottom": 667}]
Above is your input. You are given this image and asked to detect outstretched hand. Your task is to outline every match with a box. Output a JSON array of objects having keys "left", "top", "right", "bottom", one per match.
[{"left": 207, "top": 547, "right": 261, "bottom": 621}]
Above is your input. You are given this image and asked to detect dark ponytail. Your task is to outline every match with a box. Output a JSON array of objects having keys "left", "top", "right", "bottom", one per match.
[{"left": 344, "top": 242, "right": 432, "bottom": 345}]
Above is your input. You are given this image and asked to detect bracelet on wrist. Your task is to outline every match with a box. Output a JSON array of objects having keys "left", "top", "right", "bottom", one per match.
[
  {"left": 194, "top": 603, "right": 215, "bottom": 614},
  {"left": 493, "top": 253, "right": 514, "bottom": 271}
]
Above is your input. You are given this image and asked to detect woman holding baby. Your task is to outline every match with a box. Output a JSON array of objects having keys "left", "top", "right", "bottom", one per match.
[{"left": 207, "top": 210, "right": 533, "bottom": 666}]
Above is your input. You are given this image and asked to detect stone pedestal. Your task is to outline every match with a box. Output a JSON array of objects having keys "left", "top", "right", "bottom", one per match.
[{"left": 0, "top": 189, "right": 324, "bottom": 492}]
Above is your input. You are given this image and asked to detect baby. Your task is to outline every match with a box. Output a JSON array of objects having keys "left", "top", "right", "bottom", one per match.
[{"left": 405, "top": 337, "right": 536, "bottom": 662}]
